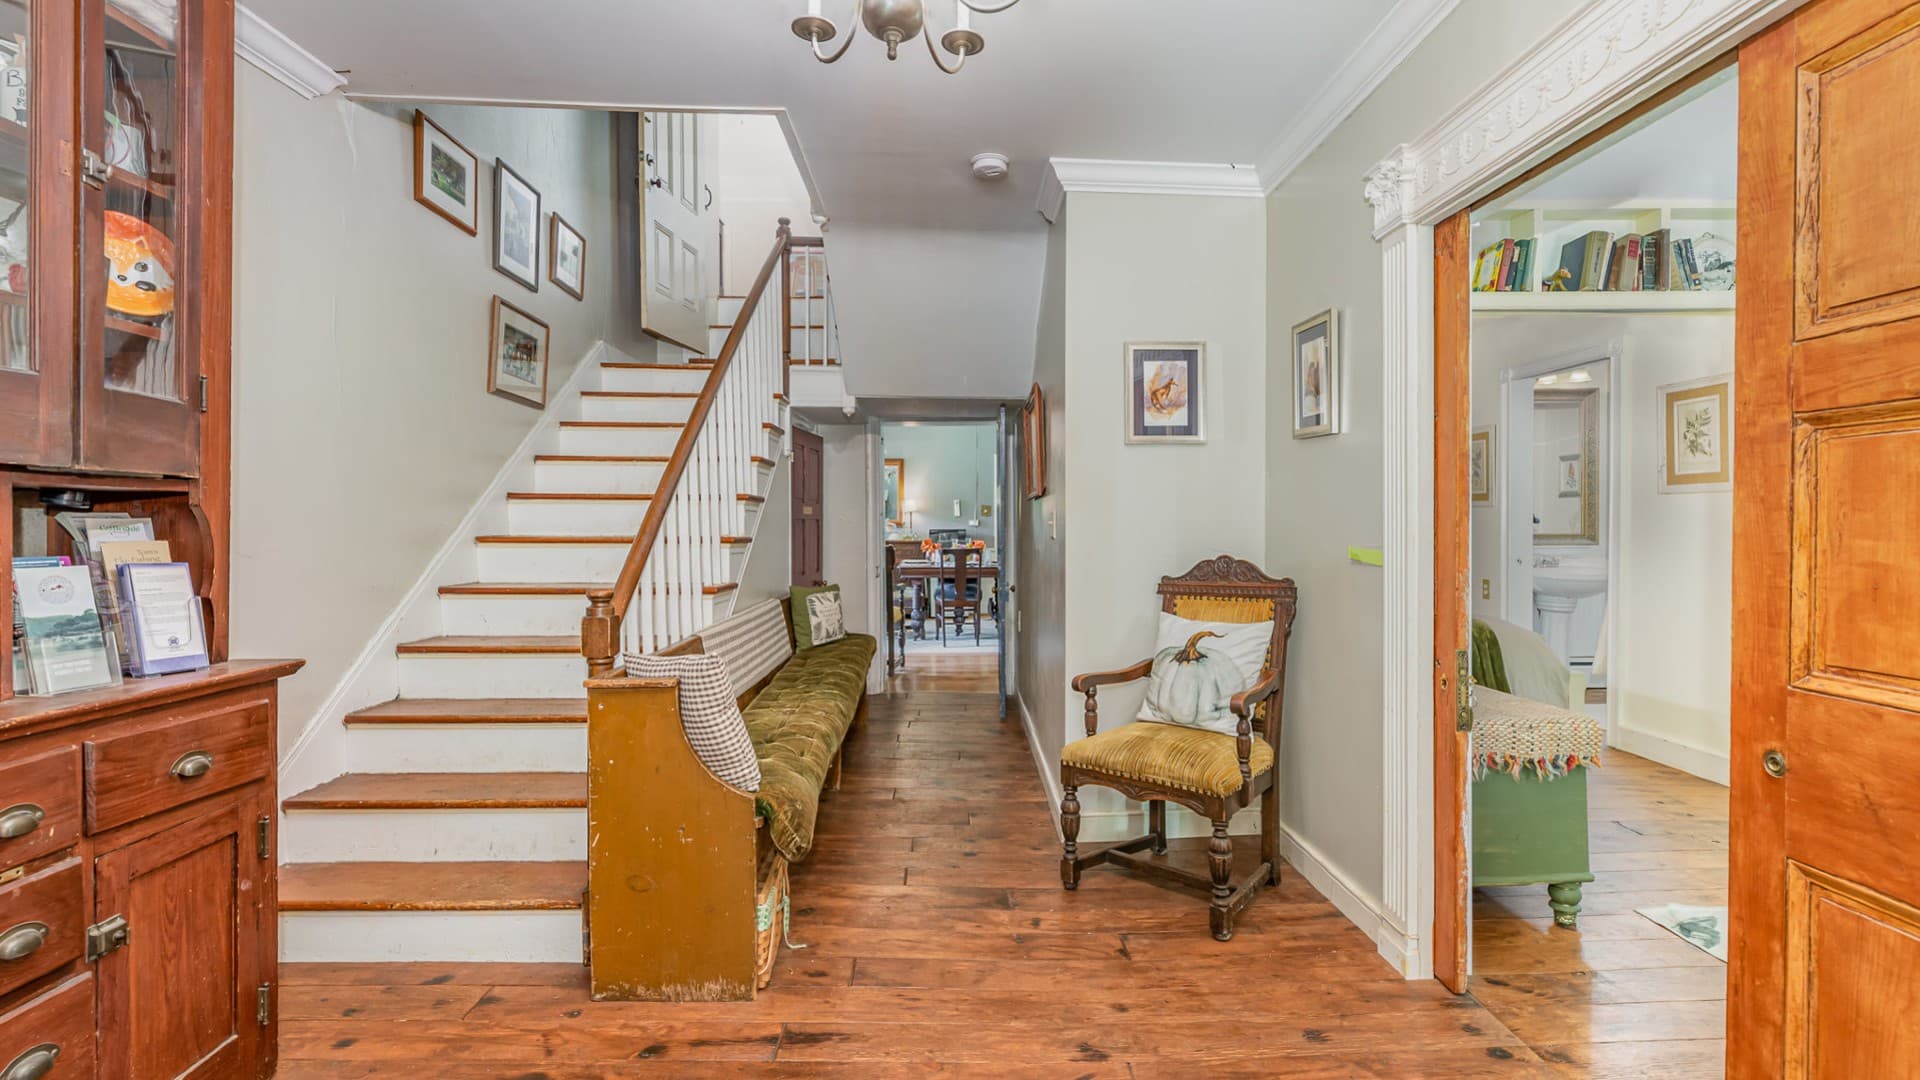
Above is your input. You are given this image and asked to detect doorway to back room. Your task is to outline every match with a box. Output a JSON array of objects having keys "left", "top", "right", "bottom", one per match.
[{"left": 881, "top": 420, "right": 1003, "bottom": 693}]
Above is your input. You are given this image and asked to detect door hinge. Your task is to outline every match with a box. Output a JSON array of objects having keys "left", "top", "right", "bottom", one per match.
[
  {"left": 256, "top": 984, "right": 271, "bottom": 1026},
  {"left": 1455, "top": 649, "right": 1474, "bottom": 732},
  {"left": 197, "top": 375, "right": 208, "bottom": 412},
  {"left": 85, "top": 914, "right": 129, "bottom": 962},
  {"left": 256, "top": 815, "right": 271, "bottom": 859}
]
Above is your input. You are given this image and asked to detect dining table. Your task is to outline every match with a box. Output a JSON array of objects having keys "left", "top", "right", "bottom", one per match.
[{"left": 888, "top": 557, "right": 1001, "bottom": 663}]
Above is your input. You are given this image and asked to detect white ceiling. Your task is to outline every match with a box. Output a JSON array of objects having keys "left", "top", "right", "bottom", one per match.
[{"left": 248, "top": 0, "right": 1417, "bottom": 397}]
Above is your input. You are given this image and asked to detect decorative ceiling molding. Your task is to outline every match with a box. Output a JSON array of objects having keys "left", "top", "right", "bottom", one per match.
[
  {"left": 1257, "top": 0, "right": 1461, "bottom": 195},
  {"left": 1361, "top": 0, "right": 1802, "bottom": 239},
  {"left": 1036, "top": 158, "right": 1262, "bottom": 223},
  {"left": 237, "top": 4, "right": 347, "bottom": 100}
]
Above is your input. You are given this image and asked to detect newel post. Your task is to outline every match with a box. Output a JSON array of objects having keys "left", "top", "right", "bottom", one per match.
[
  {"left": 779, "top": 217, "right": 794, "bottom": 399},
  {"left": 583, "top": 588, "right": 619, "bottom": 678}
]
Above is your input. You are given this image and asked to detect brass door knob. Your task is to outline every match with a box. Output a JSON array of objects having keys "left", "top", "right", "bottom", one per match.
[{"left": 1763, "top": 749, "right": 1787, "bottom": 778}]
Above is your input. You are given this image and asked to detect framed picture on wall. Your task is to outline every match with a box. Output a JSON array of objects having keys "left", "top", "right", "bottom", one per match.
[
  {"left": 1470, "top": 427, "right": 1494, "bottom": 504},
  {"left": 1291, "top": 309, "right": 1339, "bottom": 438},
  {"left": 412, "top": 111, "right": 479, "bottom": 235},
  {"left": 884, "top": 458, "right": 905, "bottom": 525},
  {"left": 492, "top": 159, "right": 542, "bottom": 292},
  {"left": 549, "top": 213, "right": 586, "bottom": 300},
  {"left": 1023, "top": 383, "right": 1048, "bottom": 499},
  {"left": 488, "top": 296, "right": 550, "bottom": 408},
  {"left": 1123, "top": 343, "right": 1204, "bottom": 444},
  {"left": 1658, "top": 374, "right": 1733, "bottom": 492}
]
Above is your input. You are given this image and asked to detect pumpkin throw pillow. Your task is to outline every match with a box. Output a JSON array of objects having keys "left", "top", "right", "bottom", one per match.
[
  {"left": 624, "top": 653, "right": 761, "bottom": 791},
  {"left": 790, "top": 584, "right": 847, "bottom": 650},
  {"left": 1137, "top": 611, "right": 1274, "bottom": 736}
]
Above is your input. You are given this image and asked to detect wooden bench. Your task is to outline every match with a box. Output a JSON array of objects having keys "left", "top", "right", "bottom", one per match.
[{"left": 581, "top": 597, "right": 875, "bottom": 1001}]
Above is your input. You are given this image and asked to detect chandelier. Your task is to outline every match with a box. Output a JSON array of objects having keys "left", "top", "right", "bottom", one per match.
[{"left": 793, "top": 0, "right": 1023, "bottom": 75}]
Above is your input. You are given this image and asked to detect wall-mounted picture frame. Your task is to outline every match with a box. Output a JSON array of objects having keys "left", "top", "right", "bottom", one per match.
[
  {"left": 492, "top": 159, "right": 542, "bottom": 292},
  {"left": 1124, "top": 342, "right": 1204, "bottom": 444},
  {"left": 1292, "top": 309, "right": 1339, "bottom": 438},
  {"left": 1658, "top": 373, "right": 1733, "bottom": 493},
  {"left": 1023, "top": 382, "right": 1048, "bottom": 499},
  {"left": 488, "top": 296, "right": 550, "bottom": 409},
  {"left": 412, "top": 111, "right": 479, "bottom": 235},
  {"left": 549, "top": 213, "right": 586, "bottom": 301},
  {"left": 883, "top": 458, "right": 905, "bottom": 526},
  {"left": 1470, "top": 426, "right": 1494, "bottom": 504}
]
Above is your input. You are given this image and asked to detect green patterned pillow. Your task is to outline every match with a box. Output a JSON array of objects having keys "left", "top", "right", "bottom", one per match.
[{"left": 790, "top": 584, "right": 846, "bottom": 650}]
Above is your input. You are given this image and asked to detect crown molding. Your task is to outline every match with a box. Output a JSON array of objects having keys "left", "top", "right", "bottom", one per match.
[
  {"left": 237, "top": 5, "right": 347, "bottom": 100},
  {"left": 1258, "top": 0, "right": 1461, "bottom": 195},
  {"left": 1361, "top": 0, "right": 1801, "bottom": 238},
  {"left": 1036, "top": 158, "right": 1261, "bottom": 222}
]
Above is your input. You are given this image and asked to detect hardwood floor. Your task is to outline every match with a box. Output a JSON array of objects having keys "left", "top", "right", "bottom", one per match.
[
  {"left": 1470, "top": 750, "right": 1729, "bottom": 1076},
  {"left": 887, "top": 648, "right": 999, "bottom": 694},
  {"left": 278, "top": 689, "right": 1553, "bottom": 1076}
]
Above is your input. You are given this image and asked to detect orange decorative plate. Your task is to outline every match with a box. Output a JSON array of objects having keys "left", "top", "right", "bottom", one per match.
[{"left": 104, "top": 211, "right": 176, "bottom": 319}]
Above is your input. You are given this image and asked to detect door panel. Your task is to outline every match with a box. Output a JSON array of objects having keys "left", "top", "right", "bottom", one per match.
[
  {"left": 791, "top": 428, "right": 822, "bottom": 586},
  {"left": 1736, "top": 1, "right": 1920, "bottom": 1072},
  {"left": 640, "top": 111, "right": 711, "bottom": 353}
]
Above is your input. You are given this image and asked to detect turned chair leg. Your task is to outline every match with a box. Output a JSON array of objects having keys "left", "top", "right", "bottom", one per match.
[
  {"left": 1260, "top": 777, "right": 1280, "bottom": 886},
  {"left": 1208, "top": 819, "right": 1234, "bottom": 941},
  {"left": 1148, "top": 800, "right": 1167, "bottom": 855},
  {"left": 1060, "top": 786, "right": 1082, "bottom": 890}
]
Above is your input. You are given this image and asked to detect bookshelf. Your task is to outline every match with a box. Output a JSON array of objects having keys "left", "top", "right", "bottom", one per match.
[{"left": 1470, "top": 199, "right": 1735, "bottom": 313}]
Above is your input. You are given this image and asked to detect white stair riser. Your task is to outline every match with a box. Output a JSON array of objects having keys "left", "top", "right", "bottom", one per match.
[
  {"left": 280, "top": 911, "right": 582, "bottom": 964},
  {"left": 440, "top": 593, "right": 592, "bottom": 636},
  {"left": 347, "top": 723, "right": 586, "bottom": 772},
  {"left": 282, "top": 809, "right": 584, "bottom": 863},
  {"left": 533, "top": 460, "right": 664, "bottom": 494},
  {"left": 577, "top": 396, "right": 696, "bottom": 423},
  {"left": 476, "top": 543, "right": 630, "bottom": 582},
  {"left": 507, "top": 499, "right": 650, "bottom": 536},
  {"left": 718, "top": 297, "right": 745, "bottom": 323},
  {"left": 555, "top": 426, "right": 682, "bottom": 456},
  {"left": 397, "top": 654, "right": 588, "bottom": 699},
  {"left": 598, "top": 365, "right": 709, "bottom": 393}
]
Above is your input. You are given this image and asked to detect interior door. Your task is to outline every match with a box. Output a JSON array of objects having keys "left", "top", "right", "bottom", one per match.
[
  {"left": 640, "top": 111, "right": 712, "bottom": 353},
  {"left": 1735, "top": 2, "right": 1920, "bottom": 1073},
  {"left": 791, "top": 427, "right": 823, "bottom": 586}
]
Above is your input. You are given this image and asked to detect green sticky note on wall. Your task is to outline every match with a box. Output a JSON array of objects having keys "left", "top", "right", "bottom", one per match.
[{"left": 1348, "top": 546, "right": 1384, "bottom": 567}]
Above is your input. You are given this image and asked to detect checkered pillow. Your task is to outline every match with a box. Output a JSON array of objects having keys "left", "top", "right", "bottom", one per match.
[{"left": 624, "top": 653, "right": 760, "bottom": 792}]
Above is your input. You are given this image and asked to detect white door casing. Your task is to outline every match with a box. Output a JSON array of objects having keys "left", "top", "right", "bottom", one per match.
[{"left": 642, "top": 111, "right": 717, "bottom": 352}]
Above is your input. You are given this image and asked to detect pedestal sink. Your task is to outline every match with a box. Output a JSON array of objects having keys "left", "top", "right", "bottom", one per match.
[{"left": 1533, "top": 561, "right": 1606, "bottom": 661}]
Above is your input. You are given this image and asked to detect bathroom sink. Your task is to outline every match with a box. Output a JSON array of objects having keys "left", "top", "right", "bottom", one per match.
[{"left": 1533, "top": 564, "right": 1607, "bottom": 600}]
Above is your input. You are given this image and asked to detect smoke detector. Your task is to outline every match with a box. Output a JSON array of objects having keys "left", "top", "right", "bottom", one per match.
[{"left": 971, "top": 152, "right": 1010, "bottom": 181}]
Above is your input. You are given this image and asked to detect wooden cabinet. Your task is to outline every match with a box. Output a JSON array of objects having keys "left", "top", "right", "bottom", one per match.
[{"left": 0, "top": 662, "right": 299, "bottom": 1080}]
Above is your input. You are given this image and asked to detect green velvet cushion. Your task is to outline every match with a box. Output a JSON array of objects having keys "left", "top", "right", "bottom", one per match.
[
  {"left": 789, "top": 584, "right": 845, "bottom": 650},
  {"left": 745, "top": 631, "right": 876, "bottom": 862}
]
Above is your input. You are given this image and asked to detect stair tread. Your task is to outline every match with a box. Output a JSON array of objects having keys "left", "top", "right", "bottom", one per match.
[
  {"left": 736, "top": 493, "right": 766, "bottom": 504},
  {"left": 439, "top": 581, "right": 609, "bottom": 596},
  {"left": 534, "top": 455, "right": 669, "bottom": 463},
  {"left": 280, "top": 860, "right": 585, "bottom": 912},
  {"left": 346, "top": 698, "right": 587, "bottom": 724},
  {"left": 506, "top": 491, "right": 652, "bottom": 501},
  {"left": 763, "top": 423, "right": 785, "bottom": 435},
  {"left": 601, "top": 362, "right": 711, "bottom": 370},
  {"left": 396, "top": 635, "right": 580, "bottom": 655},
  {"left": 558, "top": 420, "right": 683, "bottom": 429},
  {"left": 285, "top": 771, "right": 586, "bottom": 811},
  {"left": 474, "top": 534, "right": 635, "bottom": 545},
  {"left": 580, "top": 391, "right": 699, "bottom": 399}
]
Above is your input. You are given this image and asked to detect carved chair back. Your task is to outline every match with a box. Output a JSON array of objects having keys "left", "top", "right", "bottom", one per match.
[
  {"left": 940, "top": 546, "right": 982, "bottom": 607},
  {"left": 1155, "top": 555, "right": 1298, "bottom": 748}
]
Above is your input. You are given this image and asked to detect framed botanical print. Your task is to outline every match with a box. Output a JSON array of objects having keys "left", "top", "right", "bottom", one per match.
[
  {"left": 492, "top": 159, "right": 542, "bottom": 292},
  {"left": 884, "top": 458, "right": 905, "bottom": 525},
  {"left": 549, "top": 213, "right": 586, "bottom": 301},
  {"left": 1470, "top": 427, "right": 1494, "bottom": 504},
  {"left": 412, "top": 111, "right": 479, "bottom": 235},
  {"left": 1023, "top": 382, "right": 1048, "bottom": 498},
  {"left": 488, "top": 296, "right": 550, "bottom": 408},
  {"left": 1659, "top": 374, "right": 1733, "bottom": 492},
  {"left": 1292, "top": 309, "right": 1339, "bottom": 438},
  {"left": 1124, "top": 343, "right": 1204, "bottom": 444}
]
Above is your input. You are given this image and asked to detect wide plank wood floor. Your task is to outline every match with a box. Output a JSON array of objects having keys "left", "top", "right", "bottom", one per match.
[
  {"left": 886, "top": 649, "right": 999, "bottom": 694},
  {"left": 1469, "top": 750, "right": 1729, "bottom": 1077}
]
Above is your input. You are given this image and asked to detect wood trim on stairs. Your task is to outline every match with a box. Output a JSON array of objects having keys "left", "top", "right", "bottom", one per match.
[
  {"left": 284, "top": 772, "right": 587, "bottom": 810},
  {"left": 279, "top": 861, "right": 586, "bottom": 912},
  {"left": 394, "top": 635, "right": 581, "bottom": 655},
  {"left": 343, "top": 698, "right": 589, "bottom": 725},
  {"left": 505, "top": 492, "right": 652, "bottom": 501}
]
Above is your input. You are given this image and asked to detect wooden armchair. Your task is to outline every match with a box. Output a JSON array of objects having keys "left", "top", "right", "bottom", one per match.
[{"left": 1060, "top": 555, "right": 1298, "bottom": 940}]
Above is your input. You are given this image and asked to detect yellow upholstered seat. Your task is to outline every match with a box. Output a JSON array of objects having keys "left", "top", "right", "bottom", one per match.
[{"left": 1061, "top": 720, "right": 1274, "bottom": 798}]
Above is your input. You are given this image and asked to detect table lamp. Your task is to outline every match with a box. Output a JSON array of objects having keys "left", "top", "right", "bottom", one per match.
[{"left": 902, "top": 499, "right": 918, "bottom": 534}]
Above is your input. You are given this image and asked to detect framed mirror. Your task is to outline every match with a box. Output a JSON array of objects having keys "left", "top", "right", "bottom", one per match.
[{"left": 1533, "top": 386, "right": 1600, "bottom": 545}]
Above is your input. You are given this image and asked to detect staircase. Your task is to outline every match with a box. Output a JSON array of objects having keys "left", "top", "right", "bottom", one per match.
[{"left": 278, "top": 226, "right": 813, "bottom": 963}]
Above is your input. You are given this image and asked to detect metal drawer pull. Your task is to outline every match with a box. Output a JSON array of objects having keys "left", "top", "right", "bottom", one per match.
[
  {"left": 0, "top": 1043, "right": 57, "bottom": 1080},
  {"left": 170, "top": 750, "right": 215, "bottom": 779},
  {"left": 0, "top": 922, "right": 46, "bottom": 962},
  {"left": 0, "top": 804, "right": 43, "bottom": 840}
]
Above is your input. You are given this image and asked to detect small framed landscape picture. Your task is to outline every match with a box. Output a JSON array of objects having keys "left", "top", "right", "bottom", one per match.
[
  {"left": 1659, "top": 374, "right": 1733, "bottom": 492},
  {"left": 1124, "top": 343, "right": 1204, "bottom": 444},
  {"left": 1023, "top": 382, "right": 1048, "bottom": 498},
  {"left": 492, "top": 159, "right": 542, "bottom": 292},
  {"left": 488, "top": 296, "right": 550, "bottom": 408},
  {"left": 1292, "top": 309, "right": 1339, "bottom": 438},
  {"left": 413, "top": 111, "right": 479, "bottom": 235},
  {"left": 1470, "top": 427, "right": 1494, "bottom": 504},
  {"left": 549, "top": 213, "right": 587, "bottom": 300}
]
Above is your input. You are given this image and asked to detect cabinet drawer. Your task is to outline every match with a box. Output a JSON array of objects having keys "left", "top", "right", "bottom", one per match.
[
  {"left": 0, "top": 973, "right": 93, "bottom": 1080},
  {"left": 0, "top": 749, "right": 81, "bottom": 872},
  {"left": 84, "top": 700, "right": 270, "bottom": 834},
  {"left": 0, "top": 859, "right": 84, "bottom": 1002}
]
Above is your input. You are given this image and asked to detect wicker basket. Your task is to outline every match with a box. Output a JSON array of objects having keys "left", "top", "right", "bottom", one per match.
[{"left": 753, "top": 854, "right": 791, "bottom": 990}]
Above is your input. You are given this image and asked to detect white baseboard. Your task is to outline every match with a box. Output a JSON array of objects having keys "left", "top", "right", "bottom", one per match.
[
  {"left": 1269, "top": 820, "right": 1396, "bottom": 967},
  {"left": 1612, "top": 722, "right": 1731, "bottom": 786},
  {"left": 1015, "top": 693, "right": 1065, "bottom": 844}
]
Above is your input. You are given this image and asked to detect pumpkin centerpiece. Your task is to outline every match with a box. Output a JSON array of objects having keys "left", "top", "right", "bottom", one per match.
[{"left": 1144, "top": 630, "right": 1248, "bottom": 733}]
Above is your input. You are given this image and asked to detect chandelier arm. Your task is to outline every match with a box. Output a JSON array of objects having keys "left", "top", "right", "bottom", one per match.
[
  {"left": 808, "top": 0, "right": 863, "bottom": 64},
  {"left": 922, "top": 20, "right": 968, "bottom": 74},
  {"left": 957, "top": 0, "right": 1021, "bottom": 13}
]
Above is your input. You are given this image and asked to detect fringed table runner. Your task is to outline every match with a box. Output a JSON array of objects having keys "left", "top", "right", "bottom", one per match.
[{"left": 1471, "top": 686, "right": 1604, "bottom": 781}]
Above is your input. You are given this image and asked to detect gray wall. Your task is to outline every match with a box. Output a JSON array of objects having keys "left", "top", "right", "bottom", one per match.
[
  {"left": 1017, "top": 208, "right": 1069, "bottom": 773},
  {"left": 881, "top": 422, "right": 999, "bottom": 544}
]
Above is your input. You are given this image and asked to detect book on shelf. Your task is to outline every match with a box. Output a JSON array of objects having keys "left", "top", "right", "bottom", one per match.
[
  {"left": 116, "top": 561, "right": 208, "bottom": 678},
  {"left": 11, "top": 556, "right": 73, "bottom": 569},
  {"left": 12, "top": 565, "right": 120, "bottom": 696},
  {"left": 1473, "top": 242, "right": 1503, "bottom": 292},
  {"left": 1473, "top": 237, "right": 1537, "bottom": 293}
]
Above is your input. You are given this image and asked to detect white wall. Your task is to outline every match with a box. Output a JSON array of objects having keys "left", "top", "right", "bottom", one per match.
[
  {"left": 716, "top": 115, "right": 813, "bottom": 293},
  {"left": 881, "top": 422, "right": 999, "bottom": 544},
  {"left": 1017, "top": 212, "right": 1069, "bottom": 780},
  {"left": 813, "top": 421, "right": 886, "bottom": 691},
  {"left": 735, "top": 453, "right": 793, "bottom": 608},
  {"left": 229, "top": 67, "right": 637, "bottom": 746},
  {"left": 1263, "top": 1, "right": 1570, "bottom": 906}
]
